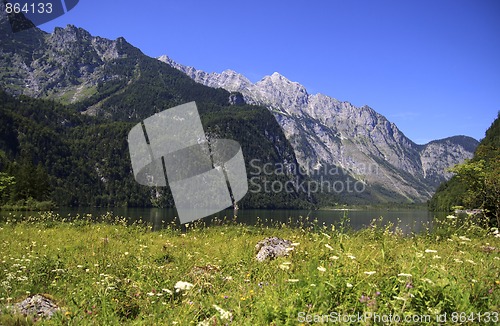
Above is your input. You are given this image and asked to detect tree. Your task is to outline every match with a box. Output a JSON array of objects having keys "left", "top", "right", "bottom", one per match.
[
  {"left": 449, "top": 158, "right": 500, "bottom": 227},
  {"left": 483, "top": 156, "right": 500, "bottom": 227},
  {"left": 448, "top": 160, "right": 486, "bottom": 208},
  {"left": 0, "top": 172, "right": 15, "bottom": 204}
]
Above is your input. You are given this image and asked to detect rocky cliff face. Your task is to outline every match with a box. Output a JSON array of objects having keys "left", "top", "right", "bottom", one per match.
[
  {"left": 159, "top": 55, "right": 478, "bottom": 202},
  {"left": 419, "top": 136, "right": 479, "bottom": 186},
  {"left": 0, "top": 6, "right": 125, "bottom": 102}
]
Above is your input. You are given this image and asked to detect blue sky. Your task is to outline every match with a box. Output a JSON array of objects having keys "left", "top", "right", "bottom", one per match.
[{"left": 40, "top": 0, "right": 500, "bottom": 144}]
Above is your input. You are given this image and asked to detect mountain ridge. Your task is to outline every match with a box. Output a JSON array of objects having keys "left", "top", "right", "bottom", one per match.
[{"left": 158, "top": 55, "right": 478, "bottom": 202}]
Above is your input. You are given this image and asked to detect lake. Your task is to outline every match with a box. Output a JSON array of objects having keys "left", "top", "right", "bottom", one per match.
[{"left": 0, "top": 207, "right": 447, "bottom": 234}]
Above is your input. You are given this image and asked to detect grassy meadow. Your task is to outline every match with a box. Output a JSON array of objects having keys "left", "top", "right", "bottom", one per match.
[{"left": 0, "top": 212, "right": 499, "bottom": 325}]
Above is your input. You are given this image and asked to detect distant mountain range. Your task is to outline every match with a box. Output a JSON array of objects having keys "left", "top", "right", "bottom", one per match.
[
  {"left": 0, "top": 5, "right": 478, "bottom": 206},
  {"left": 159, "top": 55, "right": 479, "bottom": 202}
]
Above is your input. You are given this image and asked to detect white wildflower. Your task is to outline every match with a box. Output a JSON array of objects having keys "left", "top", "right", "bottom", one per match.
[
  {"left": 364, "top": 271, "right": 376, "bottom": 276},
  {"left": 347, "top": 255, "right": 356, "bottom": 260},
  {"left": 398, "top": 273, "right": 412, "bottom": 277},
  {"left": 213, "top": 304, "right": 232, "bottom": 320},
  {"left": 287, "top": 279, "right": 299, "bottom": 283},
  {"left": 279, "top": 264, "right": 290, "bottom": 270},
  {"left": 346, "top": 283, "right": 353, "bottom": 288},
  {"left": 329, "top": 255, "right": 339, "bottom": 260},
  {"left": 317, "top": 266, "right": 326, "bottom": 272},
  {"left": 174, "top": 281, "right": 194, "bottom": 292},
  {"left": 325, "top": 244, "right": 334, "bottom": 250},
  {"left": 458, "top": 236, "right": 471, "bottom": 241},
  {"left": 425, "top": 249, "right": 437, "bottom": 253}
]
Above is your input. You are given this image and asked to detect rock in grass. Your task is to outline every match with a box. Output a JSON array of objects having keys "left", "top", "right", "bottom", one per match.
[
  {"left": 255, "top": 237, "right": 292, "bottom": 262},
  {"left": 9, "top": 294, "right": 60, "bottom": 320}
]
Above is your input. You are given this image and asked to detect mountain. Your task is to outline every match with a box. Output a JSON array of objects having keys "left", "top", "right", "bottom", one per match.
[
  {"left": 0, "top": 8, "right": 313, "bottom": 209},
  {"left": 159, "top": 55, "right": 479, "bottom": 203}
]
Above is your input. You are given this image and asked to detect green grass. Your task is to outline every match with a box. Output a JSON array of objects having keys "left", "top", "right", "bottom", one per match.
[
  {"left": 55, "top": 86, "right": 97, "bottom": 105},
  {"left": 0, "top": 213, "right": 498, "bottom": 325}
]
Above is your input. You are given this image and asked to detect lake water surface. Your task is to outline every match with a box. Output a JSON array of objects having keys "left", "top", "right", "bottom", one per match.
[{"left": 1, "top": 207, "right": 447, "bottom": 234}]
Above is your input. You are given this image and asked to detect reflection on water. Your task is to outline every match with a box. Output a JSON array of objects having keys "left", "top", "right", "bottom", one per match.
[{"left": 0, "top": 207, "right": 446, "bottom": 234}]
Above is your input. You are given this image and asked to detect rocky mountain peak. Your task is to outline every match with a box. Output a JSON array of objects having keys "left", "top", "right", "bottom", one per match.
[
  {"left": 252, "top": 73, "right": 309, "bottom": 115},
  {"left": 216, "top": 69, "right": 252, "bottom": 92},
  {"left": 257, "top": 72, "right": 307, "bottom": 94},
  {"left": 263, "top": 72, "right": 288, "bottom": 82},
  {"left": 157, "top": 54, "right": 174, "bottom": 65},
  {"left": 0, "top": 19, "right": 124, "bottom": 99},
  {"left": 158, "top": 55, "right": 252, "bottom": 94},
  {"left": 221, "top": 69, "right": 240, "bottom": 76},
  {"left": 50, "top": 24, "right": 93, "bottom": 46}
]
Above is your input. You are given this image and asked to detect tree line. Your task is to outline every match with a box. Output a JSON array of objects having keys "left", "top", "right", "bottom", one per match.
[{"left": 429, "top": 112, "right": 500, "bottom": 226}]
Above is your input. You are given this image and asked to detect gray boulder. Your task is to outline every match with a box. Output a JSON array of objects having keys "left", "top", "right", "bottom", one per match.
[
  {"left": 8, "top": 294, "right": 60, "bottom": 320},
  {"left": 255, "top": 237, "right": 293, "bottom": 262}
]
